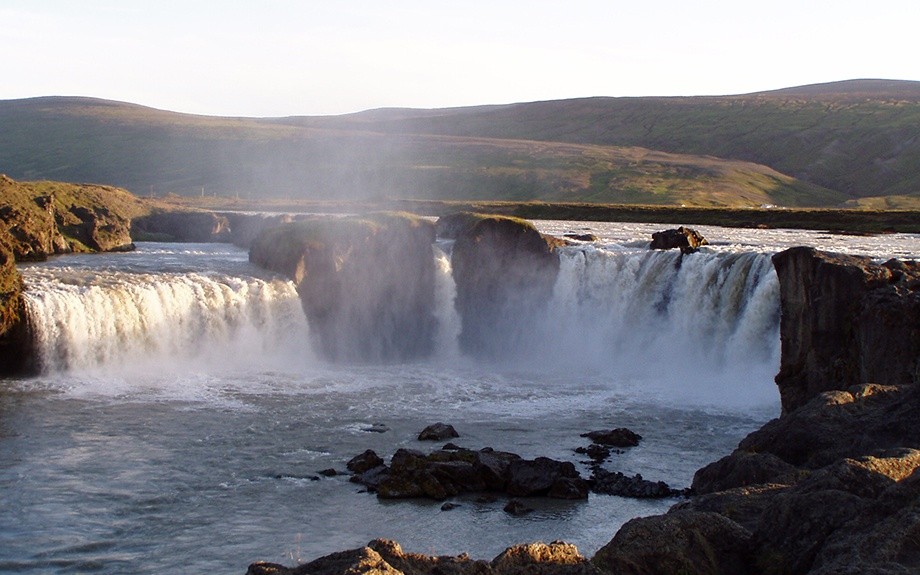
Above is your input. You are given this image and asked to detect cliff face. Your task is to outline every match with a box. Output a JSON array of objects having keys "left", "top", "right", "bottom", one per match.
[
  {"left": 772, "top": 247, "right": 920, "bottom": 413},
  {"left": 446, "top": 214, "right": 562, "bottom": 359},
  {"left": 0, "top": 239, "right": 31, "bottom": 374},
  {"left": 250, "top": 212, "right": 438, "bottom": 362}
]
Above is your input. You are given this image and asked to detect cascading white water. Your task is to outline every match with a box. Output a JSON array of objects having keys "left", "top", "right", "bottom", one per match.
[
  {"left": 23, "top": 267, "right": 309, "bottom": 374},
  {"left": 531, "top": 246, "right": 781, "bottom": 404}
]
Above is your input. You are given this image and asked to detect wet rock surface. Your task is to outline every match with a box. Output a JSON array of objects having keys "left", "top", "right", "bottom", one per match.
[
  {"left": 649, "top": 226, "right": 708, "bottom": 254},
  {"left": 417, "top": 423, "right": 459, "bottom": 441}
]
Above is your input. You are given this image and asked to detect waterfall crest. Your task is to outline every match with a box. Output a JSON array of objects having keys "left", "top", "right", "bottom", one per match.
[{"left": 23, "top": 267, "right": 307, "bottom": 373}]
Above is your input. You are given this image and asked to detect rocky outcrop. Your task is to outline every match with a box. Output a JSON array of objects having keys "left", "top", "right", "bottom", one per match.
[
  {"left": 0, "top": 239, "right": 32, "bottom": 375},
  {"left": 349, "top": 446, "right": 589, "bottom": 502},
  {"left": 649, "top": 226, "right": 708, "bottom": 254},
  {"left": 132, "top": 210, "right": 231, "bottom": 242},
  {"left": 221, "top": 212, "right": 296, "bottom": 248},
  {"left": 772, "top": 247, "right": 920, "bottom": 413},
  {"left": 418, "top": 422, "right": 459, "bottom": 441},
  {"left": 247, "top": 538, "right": 600, "bottom": 575},
  {"left": 249, "top": 213, "right": 438, "bottom": 362},
  {"left": 446, "top": 213, "right": 562, "bottom": 358},
  {"left": 62, "top": 205, "right": 134, "bottom": 252},
  {"left": 592, "top": 510, "right": 753, "bottom": 575}
]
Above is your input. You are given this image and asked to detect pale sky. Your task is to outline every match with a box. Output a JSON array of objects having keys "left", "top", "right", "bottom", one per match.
[{"left": 2, "top": 0, "right": 918, "bottom": 117}]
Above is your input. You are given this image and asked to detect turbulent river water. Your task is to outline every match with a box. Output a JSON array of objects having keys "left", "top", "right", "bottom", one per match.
[{"left": 1, "top": 220, "right": 917, "bottom": 574}]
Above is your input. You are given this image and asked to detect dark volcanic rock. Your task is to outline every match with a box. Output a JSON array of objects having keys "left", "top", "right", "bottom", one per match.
[
  {"left": 649, "top": 226, "right": 708, "bottom": 254},
  {"left": 132, "top": 210, "right": 231, "bottom": 242},
  {"left": 592, "top": 510, "right": 753, "bottom": 575},
  {"left": 692, "top": 451, "right": 804, "bottom": 495},
  {"left": 589, "top": 469, "right": 681, "bottom": 499},
  {"left": 347, "top": 446, "right": 589, "bottom": 502},
  {"left": 249, "top": 213, "right": 438, "bottom": 362},
  {"left": 447, "top": 213, "right": 561, "bottom": 359},
  {"left": 580, "top": 428, "right": 641, "bottom": 447},
  {"left": 575, "top": 444, "right": 612, "bottom": 462},
  {"left": 505, "top": 457, "right": 587, "bottom": 499},
  {"left": 346, "top": 450, "right": 384, "bottom": 474},
  {"left": 772, "top": 247, "right": 920, "bottom": 413},
  {"left": 418, "top": 422, "right": 459, "bottom": 441}
]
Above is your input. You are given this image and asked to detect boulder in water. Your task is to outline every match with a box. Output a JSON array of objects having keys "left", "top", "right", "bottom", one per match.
[
  {"left": 249, "top": 212, "right": 438, "bottom": 363},
  {"left": 649, "top": 226, "right": 708, "bottom": 254},
  {"left": 581, "top": 428, "right": 642, "bottom": 447},
  {"left": 418, "top": 422, "right": 459, "bottom": 441}
]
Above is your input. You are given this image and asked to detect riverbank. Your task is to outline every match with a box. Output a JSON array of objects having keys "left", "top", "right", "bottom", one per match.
[{"left": 160, "top": 196, "right": 920, "bottom": 235}]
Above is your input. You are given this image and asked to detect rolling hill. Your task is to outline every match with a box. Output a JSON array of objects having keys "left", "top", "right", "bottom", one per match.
[{"left": 2, "top": 80, "right": 919, "bottom": 207}]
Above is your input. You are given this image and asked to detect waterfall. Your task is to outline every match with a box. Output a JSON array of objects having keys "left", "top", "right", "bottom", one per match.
[
  {"left": 533, "top": 246, "right": 780, "bottom": 404},
  {"left": 22, "top": 267, "right": 308, "bottom": 374},
  {"left": 20, "top": 243, "right": 780, "bottom": 406}
]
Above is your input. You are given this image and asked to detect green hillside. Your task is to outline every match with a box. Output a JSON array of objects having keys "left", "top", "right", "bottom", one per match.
[{"left": 2, "top": 80, "right": 919, "bottom": 207}]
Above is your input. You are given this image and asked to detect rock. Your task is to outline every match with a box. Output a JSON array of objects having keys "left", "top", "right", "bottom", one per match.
[
  {"left": 249, "top": 213, "right": 439, "bottom": 362},
  {"left": 672, "top": 483, "right": 790, "bottom": 533},
  {"left": 503, "top": 499, "right": 533, "bottom": 515},
  {"left": 246, "top": 545, "right": 402, "bottom": 575},
  {"left": 692, "top": 451, "right": 804, "bottom": 494},
  {"left": 649, "top": 226, "right": 708, "bottom": 254},
  {"left": 440, "top": 502, "right": 460, "bottom": 511},
  {"left": 580, "top": 428, "right": 641, "bottom": 448},
  {"left": 0, "top": 240, "right": 31, "bottom": 375},
  {"left": 563, "top": 233, "right": 598, "bottom": 242},
  {"left": 318, "top": 468, "right": 339, "bottom": 477},
  {"left": 65, "top": 205, "right": 134, "bottom": 252},
  {"left": 346, "top": 450, "right": 385, "bottom": 474},
  {"left": 505, "top": 457, "right": 587, "bottom": 499},
  {"left": 592, "top": 510, "right": 753, "bottom": 575},
  {"left": 132, "top": 210, "right": 231, "bottom": 242},
  {"left": 737, "top": 383, "right": 920, "bottom": 469},
  {"left": 447, "top": 213, "right": 561, "bottom": 359},
  {"left": 248, "top": 538, "right": 602, "bottom": 575},
  {"left": 574, "top": 444, "right": 611, "bottom": 462},
  {"left": 772, "top": 247, "right": 920, "bottom": 413},
  {"left": 474, "top": 449, "right": 522, "bottom": 491},
  {"left": 491, "top": 541, "right": 599, "bottom": 574},
  {"left": 752, "top": 488, "right": 872, "bottom": 574},
  {"left": 418, "top": 422, "right": 459, "bottom": 441},
  {"left": 222, "top": 212, "right": 294, "bottom": 248},
  {"left": 589, "top": 469, "right": 681, "bottom": 499}
]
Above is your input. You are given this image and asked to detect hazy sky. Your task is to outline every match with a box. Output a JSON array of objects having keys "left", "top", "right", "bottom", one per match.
[{"left": 2, "top": 1, "right": 918, "bottom": 117}]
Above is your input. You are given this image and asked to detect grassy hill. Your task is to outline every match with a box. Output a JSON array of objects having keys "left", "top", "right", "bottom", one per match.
[{"left": 2, "top": 80, "right": 919, "bottom": 207}]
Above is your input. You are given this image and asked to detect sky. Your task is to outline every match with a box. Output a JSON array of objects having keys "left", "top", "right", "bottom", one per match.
[{"left": 2, "top": 0, "right": 919, "bottom": 117}]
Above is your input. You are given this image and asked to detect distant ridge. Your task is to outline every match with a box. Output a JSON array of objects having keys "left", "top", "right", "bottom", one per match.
[{"left": 1, "top": 79, "right": 918, "bottom": 207}]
